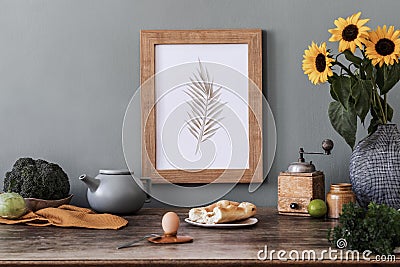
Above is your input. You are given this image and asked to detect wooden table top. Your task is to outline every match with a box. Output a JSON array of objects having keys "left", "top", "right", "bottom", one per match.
[{"left": 0, "top": 207, "right": 398, "bottom": 266}]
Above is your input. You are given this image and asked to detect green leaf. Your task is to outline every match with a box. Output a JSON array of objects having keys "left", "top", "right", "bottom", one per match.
[
  {"left": 343, "top": 50, "right": 363, "bottom": 67},
  {"left": 369, "top": 102, "right": 382, "bottom": 134},
  {"left": 328, "top": 202, "right": 400, "bottom": 255},
  {"left": 328, "top": 101, "right": 357, "bottom": 148},
  {"left": 376, "top": 65, "right": 384, "bottom": 90},
  {"left": 351, "top": 80, "right": 372, "bottom": 123},
  {"left": 327, "top": 72, "right": 339, "bottom": 84},
  {"left": 329, "top": 87, "right": 339, "bottom": 101},
  {"left": 363, "top": 58, "right": 373, "bottom": 80},
  {"left": 328, "top": 74, "right": 339, "bottom": 101},
  {"left": 371, "top": 95, "right": 394, "bottom": 127},
  {"left": 368, "top": 114, "right": 380, "bottom": 134},
  {"left": 380, "top": 63, "right": 400, "bottom": 95},
  {"left": 331, "top": 76, "right": 352, "bottom": 109}
]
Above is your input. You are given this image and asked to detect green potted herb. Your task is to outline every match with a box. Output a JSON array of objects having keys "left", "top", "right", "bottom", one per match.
[{"left": 328, "top": 202, "right": 400, "bottom": 255}]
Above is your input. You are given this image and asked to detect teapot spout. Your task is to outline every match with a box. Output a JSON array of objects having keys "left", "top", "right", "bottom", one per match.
[{"left": 79, "top": 174, "right": 100, "bottom": 192}]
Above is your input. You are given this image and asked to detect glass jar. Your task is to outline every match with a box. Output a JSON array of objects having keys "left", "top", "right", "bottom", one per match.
[{"left": 326, "top": 183, "right": 356, "bottom": 219}]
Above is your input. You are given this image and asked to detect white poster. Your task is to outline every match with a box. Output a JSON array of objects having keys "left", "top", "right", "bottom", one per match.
[{"left": 154, "top": 44, "right": 249, "bottom": 170}]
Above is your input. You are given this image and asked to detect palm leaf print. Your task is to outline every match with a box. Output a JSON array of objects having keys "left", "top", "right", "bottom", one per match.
[{"left": 186, "top": 60, "right": 225, "bottom": 154}]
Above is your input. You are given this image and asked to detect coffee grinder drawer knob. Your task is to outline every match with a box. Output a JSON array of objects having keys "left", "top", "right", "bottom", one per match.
[{"left": 290, "top": 203, "right": 299, "bottom": 209}]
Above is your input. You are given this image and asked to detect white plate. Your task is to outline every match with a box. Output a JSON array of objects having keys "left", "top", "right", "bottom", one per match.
[{"left": 184, "top": 217, "right": 258, "bottom": 228}]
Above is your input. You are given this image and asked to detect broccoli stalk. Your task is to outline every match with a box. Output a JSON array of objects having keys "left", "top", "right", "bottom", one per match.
[{"left": 3, "top": 158, "right": 70, "bottom": 200}]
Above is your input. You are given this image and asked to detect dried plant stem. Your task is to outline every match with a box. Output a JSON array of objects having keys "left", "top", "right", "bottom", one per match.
[
  {"left": 196, "top": 94, "right": 210, "bottom": 154},
  {"left": 374, "top": 85, "right": 387, "bottom": 124},
  {"left": 186, "top": 60, "right": 225, "bottom": 155}
]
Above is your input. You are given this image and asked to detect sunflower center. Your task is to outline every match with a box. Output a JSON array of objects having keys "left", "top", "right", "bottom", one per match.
[
  {"left": 375, "top": 38, "right": 395, "bottom": 56},
  {"left": 342, "top": 24, "right": 359, "bottom": 41},
  {"left": 315, "top": 54, "right": 326, "bottom": 72}
]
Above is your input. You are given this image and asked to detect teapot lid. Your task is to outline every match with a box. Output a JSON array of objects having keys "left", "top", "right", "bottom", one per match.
[{"left": 99, "top": 169, "right": 134, "bottom": 175}]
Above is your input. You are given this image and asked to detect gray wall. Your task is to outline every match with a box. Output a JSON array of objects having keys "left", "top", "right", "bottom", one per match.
[{"left": 1, "top": 0, "right": 399, "bottom": 208}]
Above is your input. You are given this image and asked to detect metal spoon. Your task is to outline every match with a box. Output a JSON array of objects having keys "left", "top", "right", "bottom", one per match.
[{"left": 116, "top": 234, "right": 160, "bottom": 249}]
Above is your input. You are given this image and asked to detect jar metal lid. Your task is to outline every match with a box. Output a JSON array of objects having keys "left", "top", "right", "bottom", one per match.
[
  {"left": 99, "top": 169, "right": 134, "bottom": 175},
  {"left": 329, "top": 183, "right": 353, "bottom": 191},
  {"left": 330, "top": 183, "right": 352, "bottom": 188}
]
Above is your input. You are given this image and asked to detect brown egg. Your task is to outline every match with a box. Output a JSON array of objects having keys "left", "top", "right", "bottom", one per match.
[{"left": 161, "top": 211, "right": 180, "bottom": 235}]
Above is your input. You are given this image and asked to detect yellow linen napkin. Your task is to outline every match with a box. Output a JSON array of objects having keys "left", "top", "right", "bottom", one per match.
[{"left": 0, "top": 204, "right": 128, "bottom": 230}]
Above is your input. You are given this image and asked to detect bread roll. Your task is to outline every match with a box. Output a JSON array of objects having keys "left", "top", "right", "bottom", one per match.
[{"left": 188, "top": 200, "right": 256, "bottom": 224}]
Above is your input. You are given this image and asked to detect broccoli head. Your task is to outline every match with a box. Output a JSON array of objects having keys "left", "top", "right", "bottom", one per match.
[{"left": 3, "top": 157, "right": 70, "bottom": 200}]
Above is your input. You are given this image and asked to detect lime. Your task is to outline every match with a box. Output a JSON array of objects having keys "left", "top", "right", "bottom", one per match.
[{"left": 307, "top": 199, "right": 327, "bottom": 218}]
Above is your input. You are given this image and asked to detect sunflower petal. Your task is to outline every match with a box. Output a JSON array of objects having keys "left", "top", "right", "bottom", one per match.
[
  {"left": 392, "top": 30, "right": 400, "bottom": 40},
  {"left": 349, "top": 42, "right": 357, "bottom": 53},
  {"left": 369, "top": 31, "right": 379, "bottom": 43},
  {"left": 338, "top": 17, "right": 347, "bottom": 27},
  {"left": 338, "top": 40, "right": 347, "bottom": 52},
  {"left": 302, "top": 42, "right": 332, "bottom": 85},
  {"left": 365, "top": 25, "right": 400, "bottom": 66},
  {"left": 329, "top": 13, "right": 370, "bottom": 52},
  {"left": 387, "top": 25, "right": 395, "bottom": 36},
  {"left": 357, "top": 18, "right": 370, "bottom": 27},
  {"left": 351, "top": 12, "right": 361, "bottom": 23},
  {"left": 334, "top": 18, "right": 344, "bottom": 28}
]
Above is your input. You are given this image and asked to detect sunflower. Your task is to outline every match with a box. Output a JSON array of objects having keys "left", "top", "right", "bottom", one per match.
[
  {"left": 328, "top": 12, "right": 370, "bottom": 53},
  {"left": 364, "top": 25, "right": 400, "bottom": 67},
  {"left": 302, "top": 42, "right": 334, "bottom": 85}
]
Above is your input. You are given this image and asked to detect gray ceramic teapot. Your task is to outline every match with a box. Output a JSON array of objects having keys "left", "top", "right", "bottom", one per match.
[{"left": 79, "top": 170, "right": 151, "bottom": 214}]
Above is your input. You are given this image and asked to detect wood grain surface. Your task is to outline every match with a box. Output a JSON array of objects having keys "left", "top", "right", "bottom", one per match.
[
  {"left": 0, "top": 208, "right": 398, "bottom": 266},
  {"left": 278, "top": 172, "right": 325, "bottom": 215}
]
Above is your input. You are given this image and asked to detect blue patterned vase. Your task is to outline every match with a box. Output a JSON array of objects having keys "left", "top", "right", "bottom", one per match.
[{"left": 349, "top": 124, "right": 400, "bottom": 209}]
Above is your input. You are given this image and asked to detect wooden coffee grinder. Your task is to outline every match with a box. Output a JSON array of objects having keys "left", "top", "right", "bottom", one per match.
[{"left": 278, "top": 139, "right": 334, "bottom": 216}]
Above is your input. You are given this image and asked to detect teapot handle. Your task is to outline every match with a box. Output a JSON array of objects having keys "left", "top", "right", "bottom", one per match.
[{"left": 140, "top": 177, "right": 152, "bottom": 203}]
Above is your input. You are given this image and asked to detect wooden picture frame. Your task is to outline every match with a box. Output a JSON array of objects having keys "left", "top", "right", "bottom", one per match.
[{"left": 141, "top": 29, "right": 262, "bottom": 183}]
